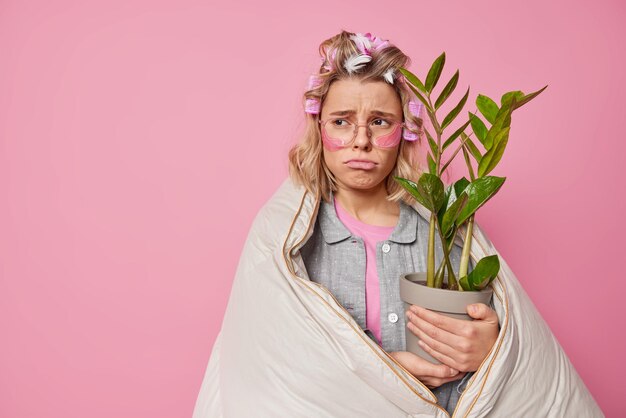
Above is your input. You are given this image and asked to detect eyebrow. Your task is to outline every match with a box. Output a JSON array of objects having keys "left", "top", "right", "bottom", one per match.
[{"left": 329, "top": 110, "right": 399, "bottom": 118}]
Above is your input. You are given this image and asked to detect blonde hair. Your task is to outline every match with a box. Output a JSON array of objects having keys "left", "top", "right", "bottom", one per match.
[{"left": 288, "top": 30, "right": 425, "bottom": 204}]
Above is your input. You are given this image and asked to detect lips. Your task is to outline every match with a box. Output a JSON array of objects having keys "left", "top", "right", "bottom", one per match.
[{"left": 345, "top": 159, "right": 377, "bottom": 170}]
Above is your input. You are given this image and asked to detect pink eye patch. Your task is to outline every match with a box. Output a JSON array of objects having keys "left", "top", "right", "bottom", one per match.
[
  {"left": 321, "top": 128, "right": 347, "bottom": 151},
  {"left": 373, "top": 124, "right": 402, "bottom": 148},
  {"left": 321, "top": 123, "right": 402, "bottom": 150}
]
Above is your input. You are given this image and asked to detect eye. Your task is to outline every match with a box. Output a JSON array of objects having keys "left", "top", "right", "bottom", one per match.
[
  {"left": 371, "top": 118, "right": 392, "bottom": 127},
  {"left": 331, "top": 118, "right": 350, "bottom": 126}
]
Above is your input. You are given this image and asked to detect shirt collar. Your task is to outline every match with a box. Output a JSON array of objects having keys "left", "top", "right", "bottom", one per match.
[{"left": 318, "top": 191, "right": 418, "bottom": 245}]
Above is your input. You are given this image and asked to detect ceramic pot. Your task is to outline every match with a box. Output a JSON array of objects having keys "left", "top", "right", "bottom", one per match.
[{"left": 399, "top": 271, "right": 493, "bottom": 363}]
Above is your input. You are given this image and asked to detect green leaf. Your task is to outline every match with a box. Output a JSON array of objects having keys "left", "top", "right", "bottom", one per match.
[
  {"left": 441, "top": 87, "right": 469, "bottom": 130},
  {"left": 461, "top": 132, "right": 482, "bottom": 162},
  {"left": 456, "top": 176, "right": 506, "bottom": 225},
  {"left": 453, "top": 177, "right": 470, "bottom": 196},
  {"left": 437, "top": 184, "right": 455, "bottom": 222},
  {"left": 468, "top": 112, "right": 487, "bottom": 145},
  {"left": 461, "top": 142, "right": 476, "bottom": 179},
  {"left": 441, "top": 87, "right": 470, "bottom": 131},
  {"left": 417, "top": 173, "right": 446, "bottom": 212},
  {"left": 459, "top": 275, "right": 473, "bottom": 291},
  {"left": 441, "top": 192, "right": 468, "bottom": 237},
  {"left": 437, "top": 190, "right": 456, "bottom": 237},
  {"left": 425, "top": 129, "right": 439, "bottom": 158},
  {"left": 500, "top": 90, "right": 524, "bottom": 109},
  {"left": 427, "top": 153, "right": 437, "bottom": 174},
  {"left": 512, "top": 85, "right": 548, "bottom": 110},
  {"left": 398, "top": 67, "right": 427, "bottom": 92},
  {"left": 394, "top": 177, "right": 430, "bottom": 209},
  {"left": 434, "top": 70, "right": 459, "bottom": 110},
  {"left": 437, "top": 179, "right": 468, "bottom": 231},
  {"left": 442, "top": 119, "right": 471, "bottom": 151},
  {"left": 467, "top": 255, "right": 500, "bottom": 290},
  {"left": 425, "top": 52, "right": 446, "bottom": 93},
  {"left": 483, "top": 104, "right": 513, "bottom": 150},
  {"left": 476, "top": 94, "right": 499, "bottom": 124},
  {"left": 394, "top": 174, "right": 445, "bottom": 213},
  {"left": 478, "top": 127, "right": 510, "bottom": 177}
]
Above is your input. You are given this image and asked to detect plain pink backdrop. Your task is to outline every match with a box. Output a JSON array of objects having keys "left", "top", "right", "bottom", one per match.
[{"left": 1, "top": 0, "right": 623, "bottom": 416}]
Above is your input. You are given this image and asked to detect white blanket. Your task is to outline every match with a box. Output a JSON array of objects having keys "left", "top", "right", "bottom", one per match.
[{"left": 193, "top": 178, "right": 603, "bottom": 417}]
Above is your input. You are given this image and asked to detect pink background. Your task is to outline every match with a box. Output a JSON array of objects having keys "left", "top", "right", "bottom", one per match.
[{"left": 1, "top": 0, "right": 623, "bottom": 416}]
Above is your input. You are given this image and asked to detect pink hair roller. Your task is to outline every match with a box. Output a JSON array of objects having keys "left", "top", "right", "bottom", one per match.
[
  {"left": 403, "top": 100, "right": 423, "bottom": 141},
  {"left": 402, "top": 120, "right": 419, "bottom": 141},
  {"left": 304, "top": 98, "right": 321, "bottom": 114},
  {"left": 373, "top": 40, "right": 391, "bottom": 51},
  {"left": 307, "top": 75, "right": 324, "bottom": 90},
  {"left": 408, "top": 100, "right": 424, "bottom": 118},
  {"left": 322, "top": 47, "right": 337, "bottom": 71}
]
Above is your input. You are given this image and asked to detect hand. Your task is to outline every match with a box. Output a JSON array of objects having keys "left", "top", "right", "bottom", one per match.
[
  {"left": 406, "top": 303, "right": 499, "bottom": 373},
  {"left": 388, "top": 350, "right": 466, "bottom": 389}
]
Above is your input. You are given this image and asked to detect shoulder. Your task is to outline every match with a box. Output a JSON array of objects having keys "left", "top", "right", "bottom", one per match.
[
  {"left": 245, "top": 177, "right": 327, "bottom": 256},
  {"left": 245, "top": 177, "right": 310, "bottom": 248},
  {"left": 399, "top": 199, "right": 430, "bottom": 225}
]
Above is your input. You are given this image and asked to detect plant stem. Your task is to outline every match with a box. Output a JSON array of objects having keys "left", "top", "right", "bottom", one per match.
[
  {"left": 443, "top": 229, "right": 462, "bottom": 290},
  {"left": 461, "top": 143, "right": 476, "bottom": 182},
  {"left": 459, "top": 142, "right": 476, "bottom": 288},
  {"left": 434, "top": 259, "right": 446, "bottom": 288},
  {"left": 434, "top": 219, "right": 458, "bottom": 289},
  {"left": 427, "top": 94, "right": 451, "bottom": 289},
  {"left": 427, "top": 213, "right": 436, "bottom": 287},
  {"left": 439, "top": 131, "right": 475, "bottom": 176},
  {"left": 459, "top": 214, "right": 475, "bottom": 282}
]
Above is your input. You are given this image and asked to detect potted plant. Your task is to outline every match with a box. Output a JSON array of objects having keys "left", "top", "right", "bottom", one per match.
[{"left": 394, "top": 53, "right": 546, "bottom": 362}]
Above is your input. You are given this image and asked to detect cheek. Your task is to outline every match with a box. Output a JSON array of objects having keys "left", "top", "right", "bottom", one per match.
[
  {"left": 322, "top": 145, "right": 342, "bottom": 173},
  {"left": 321, "top": 128, "right": 344, "bottom": 151},
  {"left": 374, "top": 124, "right": 402, "bottom": 148},
  {"left": 376, "top": 147, "right": 401, "bottom": 172}
]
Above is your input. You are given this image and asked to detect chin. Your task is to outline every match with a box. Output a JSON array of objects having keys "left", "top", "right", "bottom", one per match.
[{"left": 342, "top": 174, "right": 387, "bottom": 191}]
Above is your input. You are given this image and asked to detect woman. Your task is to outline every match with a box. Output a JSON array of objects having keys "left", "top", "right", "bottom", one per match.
[
  {"left": 193, "top": 31, "right": 602, "bottom": 418},
  {"left": 290, "top": 31, "right": 498, "bottom": 415}
]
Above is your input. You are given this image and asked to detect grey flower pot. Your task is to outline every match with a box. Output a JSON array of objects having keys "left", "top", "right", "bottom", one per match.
[{"left": 399, "top": 272, "right": 494, "bottom": 364}]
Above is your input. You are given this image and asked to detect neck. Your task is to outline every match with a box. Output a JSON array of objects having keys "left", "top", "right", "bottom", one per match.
[{"left": 333, "top": 182, "right": 399, "bottom": 227}]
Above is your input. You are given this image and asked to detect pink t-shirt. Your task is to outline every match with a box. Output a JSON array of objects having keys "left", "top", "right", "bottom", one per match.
[{"left": 334, "top": 199, "right": 396, "bottom": 344}]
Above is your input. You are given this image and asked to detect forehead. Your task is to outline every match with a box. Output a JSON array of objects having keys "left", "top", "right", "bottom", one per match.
[{"left": 322, "top": 78, "right": 402, "bottom": 115}]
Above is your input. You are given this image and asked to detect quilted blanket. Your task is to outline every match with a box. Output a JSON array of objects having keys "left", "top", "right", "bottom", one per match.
[{"left": 192, "top": 178, "right": 602, "bottom": 417}]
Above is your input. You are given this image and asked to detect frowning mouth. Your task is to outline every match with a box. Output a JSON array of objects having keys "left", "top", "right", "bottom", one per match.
[
  {"left": 345, "top": 159, "right": 377, "bottom": 164},
  {"left": 344, "top": 159, "right": 377, "bottom": 170}
]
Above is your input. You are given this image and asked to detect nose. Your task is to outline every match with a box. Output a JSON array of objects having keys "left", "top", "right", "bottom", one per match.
[{"left": 352, "top": 124, "right": 372, "bottom": 150}]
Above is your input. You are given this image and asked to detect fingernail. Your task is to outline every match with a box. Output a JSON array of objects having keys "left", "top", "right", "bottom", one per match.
[{"left": 450, "top": 368, "right": 459, "bottom": 376}]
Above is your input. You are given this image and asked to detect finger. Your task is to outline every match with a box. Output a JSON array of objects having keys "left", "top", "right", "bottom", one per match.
[
  {"left": 407, "top": 311, "right": 465, "bottom": 355},
  {"left": 421, "top": 372, "right": 467, "bottom": 389},
  {"left": 421, "top": 361, "right": 459, "bottom": 379},
  {"left": 394, "top": 350, "right": 459, "bottom": 378},
  {"left": 467, "top": 303, "right": 498, "bottom": 323},
  {"left": 408, "top": 305, "right": 468, "bottom": 336},
  {"left": 417, "top": 338, "right": 463, "bottom": 371}
]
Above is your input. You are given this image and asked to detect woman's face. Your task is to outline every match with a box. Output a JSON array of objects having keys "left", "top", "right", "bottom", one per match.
[{"left": 320, "top": 78, "right": 403, "bottom": 194}]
